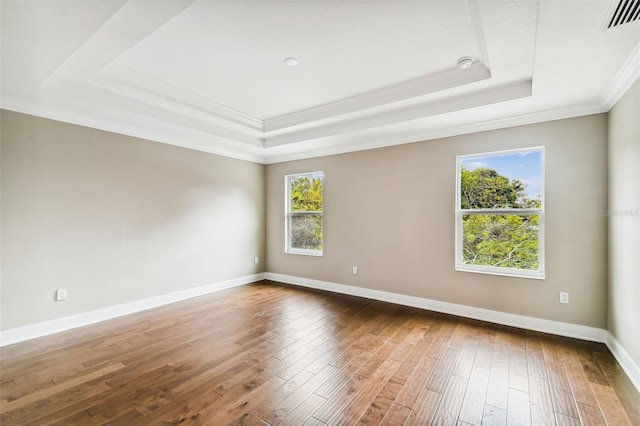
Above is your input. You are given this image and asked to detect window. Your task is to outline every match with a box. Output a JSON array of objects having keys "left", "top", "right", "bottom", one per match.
[
  {"left": 456, "top": 147, "right": 544, "bottom": 279},
  {"left": 286, "top": 172, "right": 323, "bottom": 255}
]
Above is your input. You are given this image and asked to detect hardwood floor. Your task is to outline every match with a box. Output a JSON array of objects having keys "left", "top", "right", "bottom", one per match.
[{"left": 1, "top": 280, "right": 638, "bottom": 425}]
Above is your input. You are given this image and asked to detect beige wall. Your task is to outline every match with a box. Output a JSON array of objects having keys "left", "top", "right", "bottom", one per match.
[
  {"left": 0, "top": 110, "right": 265, "bottom": 330},
  {"left": 266, "top": 114, "right": 609, "bottom": 328},
  {"left": 0, "top": 109, "right": 614, "bottom": 333},
  {"left": 608, "top": 78, "right": 640, "bottom": 365}
]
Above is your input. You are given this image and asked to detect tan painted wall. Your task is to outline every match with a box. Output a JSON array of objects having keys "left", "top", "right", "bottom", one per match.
[
  {"left": 608, "top": 78, "right": 640, "bottom": 365},
  {"left": 266, "top": 114, "right": 609, "bottom": 328},
  {"left": 0, "top": 109, "right": 612, "bottom": 332},
  {"left": 0, "top": 110, "right": 266, "bottom": 330}
]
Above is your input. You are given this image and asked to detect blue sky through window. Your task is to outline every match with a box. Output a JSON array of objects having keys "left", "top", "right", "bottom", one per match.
[{"left": 461, "top": 149, "right": 543, "bottom": 200}]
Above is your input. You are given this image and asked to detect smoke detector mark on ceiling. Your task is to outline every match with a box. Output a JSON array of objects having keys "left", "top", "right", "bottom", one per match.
[
  {"left": 457, "top": 57, "right": 474, "bottom": 70},
  {"left": 604, "top": 0, "right": 640, "bottom": 29}
]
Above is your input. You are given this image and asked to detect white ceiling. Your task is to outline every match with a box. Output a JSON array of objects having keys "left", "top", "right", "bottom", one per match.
[{"left": 2, "top": 0, "right": 639, "bottom": 164}]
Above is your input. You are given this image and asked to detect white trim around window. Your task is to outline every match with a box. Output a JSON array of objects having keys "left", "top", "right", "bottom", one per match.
[
  {"left": 285, "top": 171, "right": 324, "bottom": 256},
  {"left": 455, "top": 147, "right": 545, "bottom": 279}
]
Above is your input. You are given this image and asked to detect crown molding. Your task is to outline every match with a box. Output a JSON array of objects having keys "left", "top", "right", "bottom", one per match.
[
  {"left": 56, "top": 61, "right": 495, "bottom": 149},
  {"left": 264, "top": 78, "right": 530, "bottom": 148},
  {"left": 263, "top": 102, "right": 607, "bottom": 164},
  {"left": 601, "top": 39, "right": 640, "bottom": 110},
  {"left": 2, "top": 95, "right": 607, "bottom": 166},
  {"left": 0, "top": 96, "right": 267, "bottom": 164}
]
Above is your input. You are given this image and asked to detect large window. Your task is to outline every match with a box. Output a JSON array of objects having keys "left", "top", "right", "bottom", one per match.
[
  {"left": 286, "top": 172, "right": 323, "bottom": 256},
  {"left": 456, "top": 148, "right": 544, "bottom": 279}
]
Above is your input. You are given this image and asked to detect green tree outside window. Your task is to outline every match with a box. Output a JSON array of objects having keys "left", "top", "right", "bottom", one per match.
[
  {"left": 287, "top": 173, "right": 323, "bottom": 254},
  {"left": 457, "top": 149, "right": 544, "bottom": 278}
]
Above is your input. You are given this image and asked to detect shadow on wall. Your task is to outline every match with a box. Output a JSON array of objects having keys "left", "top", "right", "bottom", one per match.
[{"left": 1, "top": 111, "right": 265, "bottom": 329}]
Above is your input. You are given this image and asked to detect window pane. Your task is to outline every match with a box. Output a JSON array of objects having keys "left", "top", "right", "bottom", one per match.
[
  {"left": 462, "top": 214, "right": 539, "bottom": 270},
  {"left": 286, "top": 171, "right": 323, "bottom": 255},
  {"left": 460, "top": 150, "right": 542, "bottom": 209},
  {"left": 290, "top": 214, "right": 323, "bottom": 251},
  {"left": 289, "top": 174, "right": 323, "bottom": 212}
]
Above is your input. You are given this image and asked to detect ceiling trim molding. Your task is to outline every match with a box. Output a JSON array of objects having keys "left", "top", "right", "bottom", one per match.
[
  {"left": 48, "top": 1, "right": 195, "bottom": 81},
  {"left": 54, "top": 71, "right": 266, "bottom": 146},
  {"left": 264, "top": 0, "right": 491, "bottom": 133},
  {"left": 465, "top": 0, "right": 491, "bottom": 68},
  {"left": 0, "top": 96, "right": 266, "bottom": 164},
  {"left": 100, "top": 64, "right": 265, "bottom": 132},
  {"left": 601, "top": 39, "right": 640, "bottom": 110},
  {"left": 263, "top": 63, "right": 491, "bottom": 132},
  {"left": 86, "top": 54, "right": 492, "bottom": 138},
  {"left": 263, "top": 103, "right": 608, "bottom": 164},
  {"left": 57, "top": 0, "right": 493, "bottom": 137},
  {"left": 41, "top": 72, "right": 266, "bottom": 148},
  {"left": 265, "top": 78, "right": 530, "bottom": 148},
  {"left": 1, "top": 95, "right": 607, "bottom": 166}
]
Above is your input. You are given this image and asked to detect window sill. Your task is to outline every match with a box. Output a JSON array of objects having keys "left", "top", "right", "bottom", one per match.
[
  {"left": 456, "top": 264, "right": 545, "bottom": 280},
  {"left": 286, "top": 249, "right": 323, "bottom": 257}
]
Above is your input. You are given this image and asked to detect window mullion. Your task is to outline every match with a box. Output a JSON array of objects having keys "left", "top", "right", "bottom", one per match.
[{"left": 460, "top": 208, "right": 542, "bottom": 215}]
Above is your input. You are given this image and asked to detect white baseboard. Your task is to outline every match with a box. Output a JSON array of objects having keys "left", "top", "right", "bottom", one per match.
[
  {"left": 3, "top": 271, "right": 638, "bottom": 396},
  {"left": 266, "top": 273, "right": 640, "bottom": 394},
  {"left": 0, "top": 273, "right": 264, "bottom": 347},
  {"left": 606, "top": 332, "right": 640, "bottom": 393},
  {"left": 265, "top": 273, "right": 607, "bottom": 342}
]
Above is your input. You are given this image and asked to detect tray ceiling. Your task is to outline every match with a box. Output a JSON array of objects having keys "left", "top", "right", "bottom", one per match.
[{"left": 1, "top": 0, "right": 639, "bottom": 163}]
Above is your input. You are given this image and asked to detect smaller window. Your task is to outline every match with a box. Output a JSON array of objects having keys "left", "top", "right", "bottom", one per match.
[{"left": 285, "top": 172, "right": 324, "bottom": 256}]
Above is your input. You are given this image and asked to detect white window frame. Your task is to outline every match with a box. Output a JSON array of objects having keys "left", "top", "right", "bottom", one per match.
[
  {"left": 285, "top": 172, "right": 324, "bottom": 256},
  {"left": 455, "top": 147, "right": 545, "bottom": 279}
]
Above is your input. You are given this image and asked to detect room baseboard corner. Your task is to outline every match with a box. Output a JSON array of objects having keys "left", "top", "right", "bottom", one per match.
[
  {"left": 265, "top": 273, "right": 640, "bottom": 393},
  {"left": 605, "top": 331, "right": 640, "bottom": 394},
  {"left": 7, "top": 271, "right": 637, "bottom": 396},
  {"left": 0, "top": 273, "right": 265, "bottom": 347},
  {"left": 265, "top": 272, "right": 608, "bottom": 344}
]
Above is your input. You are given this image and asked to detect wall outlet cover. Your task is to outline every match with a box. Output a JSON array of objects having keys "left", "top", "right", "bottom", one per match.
[
  {"left": 560, "top": 292, "right": 569, "bottom": 304},
  {"left": 56, "top": 289, "right": 67, "bottom": 301}
]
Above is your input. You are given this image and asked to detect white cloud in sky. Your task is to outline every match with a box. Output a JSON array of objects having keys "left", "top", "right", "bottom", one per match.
[
  {"left": 520, "top": 178, "right": 541, "bottom": 198},
  {"left": 462, "top": 161, "right": 487, "bottom": 170}
]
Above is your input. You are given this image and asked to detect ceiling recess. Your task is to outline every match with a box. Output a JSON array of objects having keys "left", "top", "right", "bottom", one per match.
[{"left": 606, "top": 0, "right": 640, "bottom": 29}]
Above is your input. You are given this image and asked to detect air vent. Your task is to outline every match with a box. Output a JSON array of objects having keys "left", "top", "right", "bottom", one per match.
[{"left": 605, "top": 0, "right": 640, "bottom": 29}]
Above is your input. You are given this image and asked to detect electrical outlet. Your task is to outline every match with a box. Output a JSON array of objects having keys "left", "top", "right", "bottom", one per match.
[
  {"left": 56, "top": 289, "right": 67, "bottom": 301},
  {"left": 560, "top": 292, "right": 569, "bottom": 304},
  {"left": 352, "top": 266, "right": 358, "bottom": 275},
  {"left": 254, "top": 256, "right": 259, "bottom": 264}
]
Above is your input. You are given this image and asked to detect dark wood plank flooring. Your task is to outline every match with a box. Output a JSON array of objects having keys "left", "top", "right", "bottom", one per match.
[{"left": 1, "top": 280, "right": 638, "bottom": 425}]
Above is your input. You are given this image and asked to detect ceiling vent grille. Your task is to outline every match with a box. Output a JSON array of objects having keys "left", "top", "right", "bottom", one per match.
[{"left": 605, "top": 0, "right": 640, "bottom": 29}]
